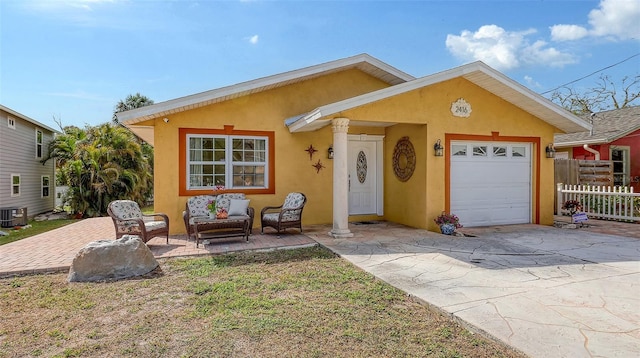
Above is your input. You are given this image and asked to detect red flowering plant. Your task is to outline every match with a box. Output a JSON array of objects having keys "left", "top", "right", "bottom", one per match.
[
  {"left": 434, "top": 211, "right": 462, "bottom": 228},
  {"left": 562, "top": 200, "right": 582, "bottom": 215}
]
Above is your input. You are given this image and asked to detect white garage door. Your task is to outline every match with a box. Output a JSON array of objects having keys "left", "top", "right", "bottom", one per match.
[{"left": 450, "top": 142, "right": 531, "bottom": 227}]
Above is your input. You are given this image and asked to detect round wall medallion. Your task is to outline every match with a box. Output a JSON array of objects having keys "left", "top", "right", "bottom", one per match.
[
  {"left": 356, "top": 150, "right": 367, "bottom": 183},
  {"left": 392, "top": 136, "right": 416, "bottom": 182}
]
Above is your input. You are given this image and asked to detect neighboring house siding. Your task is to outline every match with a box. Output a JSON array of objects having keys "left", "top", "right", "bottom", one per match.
[
  {"left": 554, "top": 107, "right": 640, "bottom": 191},
  {"left": 611, "top": 129, "right": 640, "bottom": 190},
  {"left": 0, "top": 108, "right": 56, "bottom": 216},
  {"left": 563, "top": 130, "right": 639, "bottom": 190}
]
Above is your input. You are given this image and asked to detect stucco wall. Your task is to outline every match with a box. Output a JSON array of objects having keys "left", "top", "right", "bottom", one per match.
[
  {"left": 150, "top": 69, "right": 392, "bottom": 234},
  {"left": 147, "top": 71, "right": 559, "bottom": 234},
  {"left": 339, "top": 77, "right": 558, "bottom": 231}
]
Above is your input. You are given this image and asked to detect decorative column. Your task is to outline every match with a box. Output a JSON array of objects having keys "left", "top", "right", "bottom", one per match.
[{"left": 330, "top": 117, "right": 353, "bottom": 238}]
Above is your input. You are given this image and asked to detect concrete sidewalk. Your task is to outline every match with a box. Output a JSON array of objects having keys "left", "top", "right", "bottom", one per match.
[{"left": 306, "top": 222, "right": 640, "bottom": 358}]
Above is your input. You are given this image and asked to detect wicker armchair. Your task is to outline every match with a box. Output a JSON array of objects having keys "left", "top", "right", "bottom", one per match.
[
  {"left": 107, "top": 200, "right": 169, "bottom": 244},
  {"left": 183, "top": 194, "right": 254, "bottom": 240},
  {"left": 260, "top": 192, "right": 307, "bottom": 234}
]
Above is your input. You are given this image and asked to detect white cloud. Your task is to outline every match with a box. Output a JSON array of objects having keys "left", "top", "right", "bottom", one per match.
[
  {"left": 248, "top": 35, "right": 259, "bottom": 45},
  {"left": 520, "top": 40, "right": 577, "bottom": 67},
  {"left": 524, "top": 75, "right": 541, "bottom": 89},
  {"left": 446, "top": 25, "right": 574, "bottom": 71},
  {"left": 550, "top": 24, "right": 589, "bottom": 41},
  {"left": 588, "top": 0, "right": 640, "bottom": 40},
  {"left": 550, "top": 0, "right": 640, "bottom": 42}
]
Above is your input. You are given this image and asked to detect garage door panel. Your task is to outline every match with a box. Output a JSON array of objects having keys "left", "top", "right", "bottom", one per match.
[
  {"left": 454, "top": 204, "right": 530, "bottom": 226},
  {"left": 453, "top": 189, "right": 528, "bottom": 204},
  {"left": 452, "top": 162, "right": 529, "bottom": 179},
  {"left": 450, "top": 142, "right": 531, "bottom": 227}
]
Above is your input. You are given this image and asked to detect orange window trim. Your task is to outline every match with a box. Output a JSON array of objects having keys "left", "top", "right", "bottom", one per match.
[
  {"left": 444, "top": 132, "right": 541, "bottom": 224},
  {"left": 179, "top": 126, "right": 276, "bottom": 196}
]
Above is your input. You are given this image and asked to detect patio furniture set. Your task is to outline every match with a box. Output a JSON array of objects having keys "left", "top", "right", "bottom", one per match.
[{"left": 107, "top": 192, "right": 307, "bottom": 247}]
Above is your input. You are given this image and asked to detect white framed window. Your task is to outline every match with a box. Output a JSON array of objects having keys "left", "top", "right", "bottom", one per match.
[
  {"left": 512, "top": 146, "right": 526, "bottom": 157},
  {"left": 42, "top": 176, "right": 50, "bottom": 198},
  {"left": 452, "top": 144, "right": 467, "bottom": 156},
  {"left": 451, "top": 143, "right": 529, "bottom": 159},
  {"left": 187, "top": 134, "right": 268, "bottom": 190},
  {"left": 493, "top": 146, "right": 507, "bottom": 157},
  {"left": 611, "top": 146, "right": 630, "bottom": 186},
  {"left": 36, "top": 128, "right": 43, "bottom": 158},
  {"left": 11, "top": 174, "right": 20, "bottom": 197},
  {"left": 472, "top": 146, "right": 488, "bottom": 156},
  {"left": 7, "top": 117, "right": 15, "bottom": 129}
]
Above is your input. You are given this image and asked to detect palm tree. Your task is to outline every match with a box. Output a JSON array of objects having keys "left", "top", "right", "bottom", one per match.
[
  {"left": 44, "top": 124, "right": 153, "bottom": 217},
  {"left": 112, "top": 93, "right": 154, "bottom": 124}
]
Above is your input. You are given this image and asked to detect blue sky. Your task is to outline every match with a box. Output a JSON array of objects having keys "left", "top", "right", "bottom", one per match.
[{"left": 1, "top": 0, "right": 639, "bottom": 130}]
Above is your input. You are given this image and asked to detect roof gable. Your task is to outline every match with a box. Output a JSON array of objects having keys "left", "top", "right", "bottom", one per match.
[
  {"left": 287, "top": 61, "right": 591, "bottom": 134},
  {"left": 116, "top": 54, "right": 415, "bottom": 126},
  {"left": 0, "top": 105, "right": 59, "bottom": 134},
  {"left": 554, "top": 106, "right": 640, "bottom": 147}
]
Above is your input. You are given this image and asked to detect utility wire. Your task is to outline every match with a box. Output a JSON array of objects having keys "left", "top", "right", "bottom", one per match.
[{"left": 540, "top": 52, "right": 640, "bottom": 95}]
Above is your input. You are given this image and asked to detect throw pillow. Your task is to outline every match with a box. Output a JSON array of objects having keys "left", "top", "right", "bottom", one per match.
[{"left": 228, "top": 199, "right": 250, "bottom": 216}]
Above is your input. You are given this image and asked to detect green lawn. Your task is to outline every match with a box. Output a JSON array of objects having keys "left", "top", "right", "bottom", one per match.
[
  {"left": 0, "top": 246, "right": 525, "bottom": 357},
  {"left": 0, "top": 204, "right": 153, "bottom": 246},
  {"left": 0, "top": 218, "right": 79, "bottom": 246}
]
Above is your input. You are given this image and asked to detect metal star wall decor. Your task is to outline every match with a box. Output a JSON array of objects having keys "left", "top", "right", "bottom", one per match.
[
  {"left": 305, "top": 144, "right": 318, "bottom": 160},
  {"left": 312, "top": 159, "right": 325, "bottom": 173}
]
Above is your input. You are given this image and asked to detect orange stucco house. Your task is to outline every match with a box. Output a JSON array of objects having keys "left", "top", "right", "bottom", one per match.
[{"left": 116, "top": 54, "right": 590, "bottom": 236}]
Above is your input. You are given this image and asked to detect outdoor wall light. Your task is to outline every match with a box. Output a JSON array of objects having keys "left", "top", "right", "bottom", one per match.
[
  {"left": 327, "top": 145, "right": 334, "bottom": 159},
  {"left": 546, "top": 144, "right": 556, "bottom": 158},
  {"left": 434, "top": 139, "right": 444, "bottom": 157}
]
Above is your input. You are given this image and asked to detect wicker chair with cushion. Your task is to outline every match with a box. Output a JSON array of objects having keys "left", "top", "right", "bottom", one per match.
[
  {"left": 107, "top": 200, "right": 169, "bottom": 244},
  {"left": 260, "top": 192, "right": 307, "bottom": 234},
  {"left": 182, "top": 194, "right": 255, "bottom": 240}
]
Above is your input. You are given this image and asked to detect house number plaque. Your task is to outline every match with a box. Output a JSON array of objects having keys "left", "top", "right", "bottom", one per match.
[{"left": 451, "top": 98, "right": 472, "bottom": 118}]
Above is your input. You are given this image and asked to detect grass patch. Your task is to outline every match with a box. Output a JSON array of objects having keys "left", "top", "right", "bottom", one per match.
[
  {"left": 0, "top": 246, "right": 524, "bottom": 357},
  {"left": 0, "top": 218, "right": 78, "bottom": 246}
]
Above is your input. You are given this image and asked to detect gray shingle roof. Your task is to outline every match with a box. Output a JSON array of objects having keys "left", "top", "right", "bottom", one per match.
[{"left": 554, "top": 106, "right": 640, "bottom": 147}]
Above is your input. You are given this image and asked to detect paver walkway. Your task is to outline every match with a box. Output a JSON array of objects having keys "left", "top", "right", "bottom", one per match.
[
  {"left": 0, "top": 217, "right": 316, "bottom": 277},
  {"left": 553, "top": 215, "right": 640, "bottom": 239}
]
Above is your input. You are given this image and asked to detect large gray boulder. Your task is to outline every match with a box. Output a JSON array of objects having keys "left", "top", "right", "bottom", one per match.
[{"left": 68, "top": 235, "right": 159, "bottom": 282}]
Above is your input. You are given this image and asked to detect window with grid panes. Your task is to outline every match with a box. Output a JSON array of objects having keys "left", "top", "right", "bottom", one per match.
[{"left": 187, "top": 135, "right": 268, "bottom": 190}]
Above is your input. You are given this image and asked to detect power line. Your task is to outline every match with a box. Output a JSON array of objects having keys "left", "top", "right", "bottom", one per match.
[{"left": 540, "top": 52, "right": 640, "bottom": 95}]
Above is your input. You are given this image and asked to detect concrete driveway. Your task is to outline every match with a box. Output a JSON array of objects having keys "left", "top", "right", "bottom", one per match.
[{"left": 306, "top": 222, "right": 640, "bottom": 358}]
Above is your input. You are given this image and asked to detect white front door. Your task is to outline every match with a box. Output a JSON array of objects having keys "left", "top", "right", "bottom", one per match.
[{"left": 348, "top": 140, "right": 379, "bottom": 215}]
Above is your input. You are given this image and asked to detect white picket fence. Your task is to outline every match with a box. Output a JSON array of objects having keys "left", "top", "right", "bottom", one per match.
[{"left": 557, "top": 184, "right": 640, "bottom": 222}]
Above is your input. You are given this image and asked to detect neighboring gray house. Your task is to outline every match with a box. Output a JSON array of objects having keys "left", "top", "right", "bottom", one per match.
[{"left": 0, "top": 105, "right": 59, "bottom": 226}]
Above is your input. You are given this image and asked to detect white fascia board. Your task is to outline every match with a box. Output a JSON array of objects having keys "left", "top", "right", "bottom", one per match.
[
  {"left": 465, "top": 63, "right": 591, "bottom": 133},
  {"left": 553, "top": 138, "right": 607, "bottom": 148},
  {"left": 288, "top": 109, "right": 323, "bottom": 133},
  {"left": 286, "top": 66, "right": 479, "bottom": 132},
  {"left": 607, "top": 123, "right": 640, "bottom": 142},
  {"left": 119, "top": 54, "right": 414, "bottom": 125},
  {"left": 287, "top": 62, "right": 534, "bottom": 132},
  {"left": 356, "top": 53, "right": 416, "bottom": 82}
]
